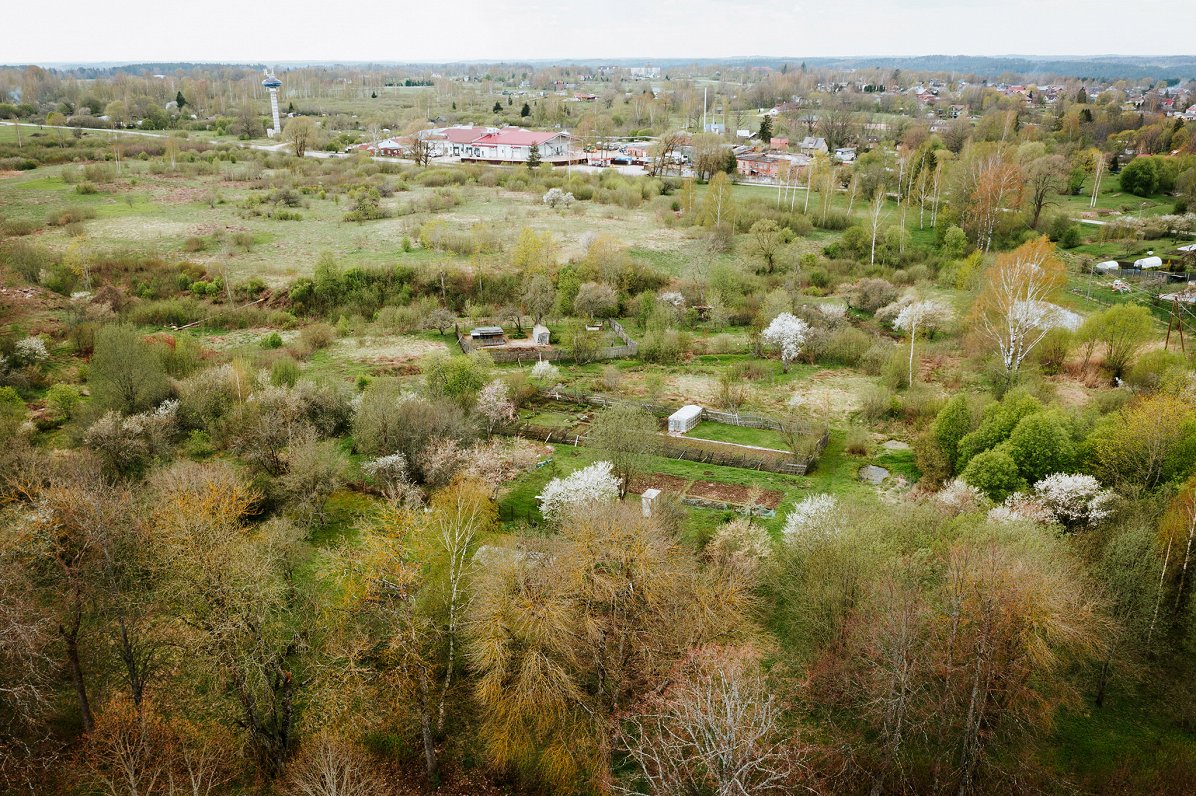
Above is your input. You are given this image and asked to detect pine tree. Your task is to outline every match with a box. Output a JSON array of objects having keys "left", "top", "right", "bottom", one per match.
[
  {"left": 492, "top": 101, "right": 503, "bottom": 114},
  {"left": 175, "top": 90, "right": 186, "bottom": 109},
  {"left": 520, "top": 102, "right": 531, "bottom": 118},
  {"left": 527, "top": 142, "right": 541, "bottom": 170},
  {"left": 758, "top": 115, "right": 773, "bottom": 143}
]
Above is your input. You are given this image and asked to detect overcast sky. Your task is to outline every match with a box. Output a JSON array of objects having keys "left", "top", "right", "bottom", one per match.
[{"left": 5, "top": 0, "right": 1193, "bottom": 64}]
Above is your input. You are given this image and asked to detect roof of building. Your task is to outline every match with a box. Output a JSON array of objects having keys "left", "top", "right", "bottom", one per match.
[
  {"left": 471, "top": 326, "right": 505, "bottom": 336},
  {"left": 374, "top": 137, "right": 410, "bottom": 150},
  {"left": 473, "top": 129, "right": 565, "bottom": 147},
  {"left": 438, "top": 125, "right": 489, "bottom": 144},
  {"left": 737, "top": 153, "right": 779, "bottom": 163},
  {"left": 669, "top": 404, "right": 703, "bottom": 422}
]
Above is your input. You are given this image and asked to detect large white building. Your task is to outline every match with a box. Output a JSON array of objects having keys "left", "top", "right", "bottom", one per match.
[
  {"left": 414, "top": 125, "right": 577, "bottom": 164},
  {"left": 465, "top": 128, "right": 572, "bottom": 163}
]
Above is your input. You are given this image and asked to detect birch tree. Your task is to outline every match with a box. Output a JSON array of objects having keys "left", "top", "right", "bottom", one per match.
[
  {"left": 970, "top": 237, "right": 1070, "bottom": 378},
  {"left": 867, "top": 190, "right": 887, "bottom": 266},
  {"left": 420, "top": 479, "right": 495, "bottom": 734},
  {"left": 893, "top": 300, "right": 951, "bottom": 386}
]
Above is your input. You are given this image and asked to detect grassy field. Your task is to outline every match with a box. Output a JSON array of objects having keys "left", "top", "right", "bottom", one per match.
[{"left": 686, "top": 419, "right": 789, "bottom": 450}]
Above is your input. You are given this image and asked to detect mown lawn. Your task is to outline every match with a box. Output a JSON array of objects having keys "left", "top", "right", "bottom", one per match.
[
  {"left": 686, "top": 420, "right": 789, "bottom": 450},
  {"left": 495, "top": 419, "right": 886, "bottom": 541}
]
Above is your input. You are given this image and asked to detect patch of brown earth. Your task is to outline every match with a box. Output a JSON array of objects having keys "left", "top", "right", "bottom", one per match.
[{"left": 687, "top": 480, "right": 783, "bottom": 509}]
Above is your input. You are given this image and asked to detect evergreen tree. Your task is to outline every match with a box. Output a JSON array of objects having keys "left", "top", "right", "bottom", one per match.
[
  {"left": 758, "top": 114, "right": 773, "bottom": 143},
  {"left": 527, "top": 142, "right": 541, "bottom": 170},
  {"left": 175, "top": 90, "right": 186, "bottom": 110},
  {"left": 492, "top": 101, "right": 503, "bottom": 114},
  {"left": 520, "top": 102, "right": 531, "bottom": 118}
]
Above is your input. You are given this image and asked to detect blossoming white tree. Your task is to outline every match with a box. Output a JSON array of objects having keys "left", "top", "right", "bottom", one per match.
[
  {"left": 1033, "top": 473, "right": 1114, "bottom": 529},
  {"left": 761, "top": 312, "right": 810, "bottom": 373},
  {"left": 987, "top": 493, "right": 1056, "bottom": 526},
  {"left": 986, "top": 474, "right": 1114, "bottom": 529},
  {"left": 893, "top": 299, "right": 951, "bottom": 385},
  {"left": 362, "top": 452, "right": 421, "bottom": 505},
  {"left": 658, "top": 291, "right": 686, "bottom": 309},
  {"left": 529, "top": 359, "right": 561, "bottom": 384},
  {"left": 537, "top": 460, "right": 620, "bottom": 525},
  {"left": 781, "top": 493, "right": 840, "bottom": 538},
  {"left": 11, "top": 337, "right": 49, "bottom": 368},
  {"left": 931, "top": 478, "right": 991, "bottom": 516},
  {"left": 475, "top": 379, "right": 516, "bottom": 436},
  {"left": 971, "top": 238, "right": 1071, "bottom": 378}
]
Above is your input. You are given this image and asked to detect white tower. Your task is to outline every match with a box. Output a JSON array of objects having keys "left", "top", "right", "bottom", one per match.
[{"left": 262, "top": 71, "right": 282, "bottom": 138}]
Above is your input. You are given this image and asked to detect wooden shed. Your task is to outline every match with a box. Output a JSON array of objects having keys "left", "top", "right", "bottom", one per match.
[{"left": 470, "top": 326, "right": 506, "bottom": 346}]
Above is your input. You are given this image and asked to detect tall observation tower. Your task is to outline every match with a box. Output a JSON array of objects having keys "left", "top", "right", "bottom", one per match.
[{"left": 262, "top": 71, "right": 282, "bottom": 138}]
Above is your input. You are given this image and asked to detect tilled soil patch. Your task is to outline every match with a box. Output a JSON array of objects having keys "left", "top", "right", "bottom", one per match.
[
  {"left": 687, "top": 479, "right": 783, "bottom": 509},
  {"left": 627, "top": 472, "right": 784, "bottom": 509}
]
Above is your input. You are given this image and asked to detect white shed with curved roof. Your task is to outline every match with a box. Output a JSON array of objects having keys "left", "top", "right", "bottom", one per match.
[{"left": 667, "top": 405, "right": 703, "bottom": 434}]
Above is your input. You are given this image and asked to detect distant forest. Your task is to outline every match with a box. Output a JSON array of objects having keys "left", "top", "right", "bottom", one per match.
[{"left": 16, "top": 55, "right": 1196, "bottom": 83}]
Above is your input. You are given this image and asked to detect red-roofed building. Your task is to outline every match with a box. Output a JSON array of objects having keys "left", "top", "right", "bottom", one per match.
[
  {"left": 463, "top": 128, "right": 572, "bottom": 163},
  {"left": 422, "top": 125, "right": 491, "bottom": 158}
]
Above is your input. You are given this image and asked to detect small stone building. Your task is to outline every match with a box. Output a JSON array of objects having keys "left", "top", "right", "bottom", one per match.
[{"left": 532, "top": 324, "right": 550, "bottom": 345}]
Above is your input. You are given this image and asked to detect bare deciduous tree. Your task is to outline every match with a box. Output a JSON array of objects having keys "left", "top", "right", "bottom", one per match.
[{"left": 617, "top": 646, "right": 794, "bottom": 796}]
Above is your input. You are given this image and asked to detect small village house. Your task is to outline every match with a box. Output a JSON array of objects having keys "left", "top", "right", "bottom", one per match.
[{"left": 798, "top": 136, "right": 829, "bottom": 155}]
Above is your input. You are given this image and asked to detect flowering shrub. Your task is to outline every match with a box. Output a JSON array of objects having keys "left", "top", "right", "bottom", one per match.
[
  {"left": 658, "top": 291, "right": 686, "bottom": 309},
  {"left": 1033, "top": 473, "right": 1114, "bottom": 528},
  {"left": 530, "top": 360, "right": 561, "bottom": 384},
  {"left": 11, "top": 337, "right": 49, "bottom": 367},
  {"left": 362, "top": 452, "right": 422, "bottom": 505},
  {"left": 986, "top": 474, "right": 1115, "bottom": 529},
  {"left": 538, "top": 460, "right": 619, "bottom": 525},
  {"left": 987, "top": 492, "right": 1055, "bottom": 525},
  {"left": 762, "top": 313, "right": 810, "bottom": 372},
  {"left": 781, "top": 494, "right": 840, "bottom": 538},
  {"left": 476, "top": 379, "right": 516, "bottom": 435},
  {"left": 543, "top": 188, "right": 575, "bottom": 208},
  {"left": 931, "top": 478, "right": 991, "bottom": 516}
]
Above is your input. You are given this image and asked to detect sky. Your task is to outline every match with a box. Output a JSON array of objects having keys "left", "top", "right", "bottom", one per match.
[{"left": 4, "top": 0, "right": 1194, "bottom": 64}]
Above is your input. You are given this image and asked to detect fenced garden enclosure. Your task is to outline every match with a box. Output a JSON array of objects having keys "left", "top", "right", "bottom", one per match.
[
  {"left": 454, "top": 318, "right": 638, "bottom": 364},
  {"left": 506, "top": 389, "right": 829, "bottom": 475}
]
